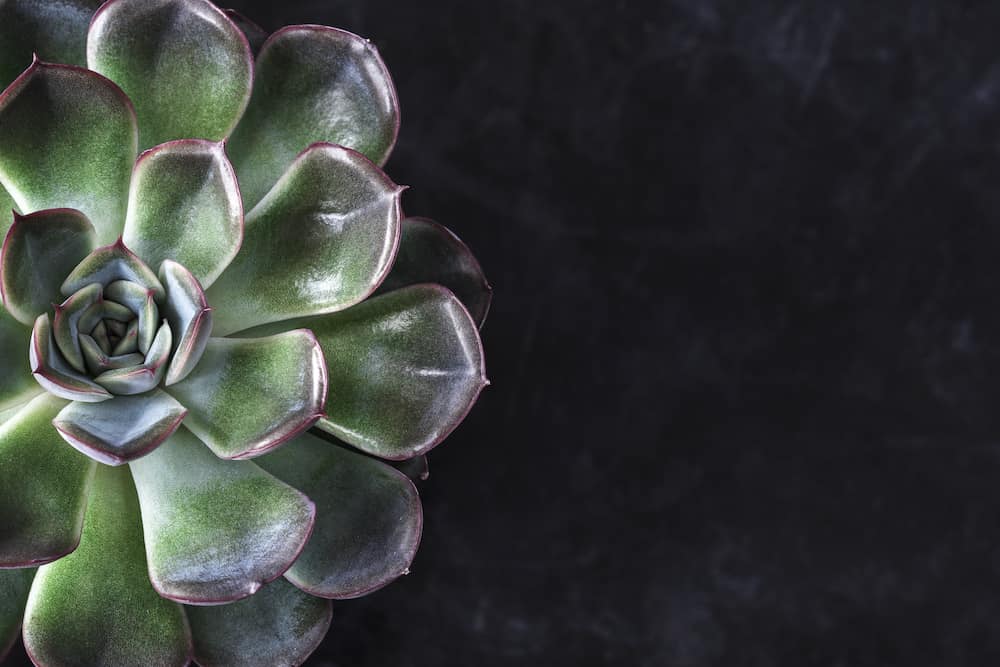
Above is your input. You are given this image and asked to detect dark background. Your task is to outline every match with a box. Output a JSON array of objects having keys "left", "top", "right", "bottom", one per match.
[{"left": 14, "top": 0, "right": 1000, "bottom": 665}]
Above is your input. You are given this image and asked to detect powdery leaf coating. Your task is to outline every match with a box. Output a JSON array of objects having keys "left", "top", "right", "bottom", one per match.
[
  {"left": 259, "top": 432, "right": 422, "bottom": 599},
  {"left": 0, "top": 208, "right": 96, "bottom": 325},
  {"left": 207, "top": 143, "right": 401, "bottom": 336},
  {"left": 22, "top": 464, "right": 191, "bottom": 667},
  {"left": 0, "top": 308, "right": 39, "bottom": 411},
  {"left": 186, "top": 578, "right": 331, "bottom": 667},
  {"left": 159, "top": 260, "right": 214, "bottom": 385},
  {"left": 61, "top": 238, "right": 164, "bottom": 301},
  {"left": 0, "top": 394, "right": 95, "bottom": 568},
  {"left": 129, "top": 426, "right": 316, "bottom": 605},
  {"left": 227, "top": 26, "right": 400, "bottom": 209},
  {"left": 0, "top": 0, "right": 103, "bottom": 90},
  {"left": 247, "top": 285, "right": 487, "bottom": 460},
  {"left": 124, "top": 140, "right": 243, "bottom": 289},
  {"left": 165, "top": 331, "right": 326, "bottom": 459},
  {"left": 0, "top": 61, "right": 137, "bottom": 245},
  {"left": 88, "top": 0, "right": 253, "bottom": 150},
  {"left": 30, "top": 313, "right": 113, "bottom": 403}
]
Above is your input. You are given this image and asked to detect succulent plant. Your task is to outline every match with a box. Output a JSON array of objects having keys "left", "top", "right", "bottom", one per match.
[{"left": 0, "top": 1, "right": 490, "bottom": 665}]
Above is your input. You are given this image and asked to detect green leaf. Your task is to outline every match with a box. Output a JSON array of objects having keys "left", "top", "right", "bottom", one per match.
[
  {"left": 390, "top": 454, "right": 430, "bottom": 483},
  {"left": 30, "top": 314, "right": 113, "bottom": 403},
  {"left": 52, "top": 283, "right": 102, "bottom": 374},
  {"left": 0, "top": 208, "right": 96, "bottom": 325},
  {"left": 259, "top": 432, "right": 422, "bottom": 598},
  {"left": 87, "top": 0, "right": 253, "bottom": 151},
  {"left": 0, "top": 308, "right": 39, "bottom": 411},
  {"left": 53, "top": 390, "right": 187, "bottom": 466},
  {"left": 22, "top": 464, "right": 192, "bottom": 667},
  {"left": 0, "top": 394, "right": 95, "bottom": 567},
  {"left": 0, "top": 186, "right": 19, "bottom": 240},
  {"left": 186, "top": 578, "right": 331, "bottom": 667},
  {"left": 248, "top": 285, "right": 486, "bottom": 460},
  {"left": 0, "top": 0, "right": 103, "bottom": 90},
  {"left": 129, "top": 427, "right": 315, "bottom": 604},
  {"left": 227, "top": 26, "right": 400, "bottom": 209},
  {"left": 92, "top": 321, "right": 171, "bottom": 395},
  {"left": 208, "top": 143, "right": 401, "bottom": 336},
  {"left": 0, "top": 61, "right": 137, "bottom": 245},
  {"left": 377, "top": 217, "right": 493, "bottom": 328},
  {"left": 165, "top": 331, "right": 326, "bottom": 460},
  {"left": 159, "top": 260, "right": 213, "bottom": 385},
  {"left": 61, "top": 238, "right": 164, "bottom": 301},
  {"left": 123, "top": 140, "right": 243, "bottom": 288},
  {"left": 0, "top": 568, "right": 33, "bottom": 663}
]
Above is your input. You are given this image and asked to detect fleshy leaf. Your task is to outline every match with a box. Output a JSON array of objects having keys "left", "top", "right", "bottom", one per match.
[
  {"left": 0, "top": 309, "right": 39, "bottom": 411},
  {"left": 53, "top": 390, "right": 187, "bottom": 465},
  {"left": 259, "top": 432, "right": 422, "bottom": 598},
  {"left": 223, "top": 9, "right": 269, "bottom": 55},
  {"left": 186, "top": 578, "right": 331, "bottom": 667},
  {"left": 1, "top": 208, "right": 96, "bottom": 325},
  {"left": 52, "top": 283, "right": 103, "bottom": 374},
  {"left": 165, "top": 331, "right": 326, "bottom": 459},
  {"left": 88, "top": 0, "right": 253, "bottom": 150},
  {"left": 377, "top": 217, "right": 493, "bottom": 328},
  {"left": 0, "top": 394, "right": 95, "bottom": 567},
  {"left": 391, "top": 454, "right": 430, "bottom": 483},
  {"left": 22, "top": 464, "right": 192, "bottom": 667},
  {"left": 30, "top": 314, "right": 113, "bottom": 403},
  {"left": 0, "top": 568, "right": 33, "bottom": 663},
  {"left": 104, "top": 279, "right": 159, "bottom": 354},
  {"left": 0, "top": 0, "right": 103, "bottom": 90},
  {"left": 208, "top": 143, "right": 402, "bottom": 336},
  {"left": 93, "top": 320, "right": 171, "bottom": 395},
  {"left": 79, "top": 335, "right": 143, "bottom": 375},
  {"left": 160, "top": 260, "right": 213, "bottom": 385},
  {"left": 227, "top": 26, "right": 400, "bottom": 208},
  {"left": 249, "top": 285, "right": 486, "bottom": 459},
  {"left": 0, "top": 61, "right": 137, "bottom": 245},
  {"left": 61, "top": 238, "right": 164, "bottom": 301},
  {"left": 124, "top": 140, "right": 243, "bottom": 288},
  {"left": 129, "top": 427, "right": 315, "bottom": 604}
]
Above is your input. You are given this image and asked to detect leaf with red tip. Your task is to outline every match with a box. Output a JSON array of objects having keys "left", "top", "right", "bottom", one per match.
[
  {"left": 186, "top": 578, "right": 331, "bottom": 667},
  {"left": 124, "top": 140, "right": 243, "bottom": 288},
  {"left": 165, "top": 331, "right": 326, "bottom": 459},
  {"left": 0, "top": 0, "right": 103, "bottom": 89},
  {"left": 53, "top": 390, "right": 187, "bottom": 466},
  {"left": 93, "top": 321, "right": 171, "bottom": 395},
  {"left": 61, "top": 239, "right": 164, "bottom": 301},
  {"left": 129, "top": 427, "right": 316, "bottom": 605},
  {"left": 0, "top": 394, "right": 95, "bottom": 568},
  {"left": 208, "top": 143, "right": 402, "bottom": 336},
  {"left": 0, "top": 61, "right": 137, "bottom": 245},
  {"left": 259, "top": 432, "right": 422, "bottom": 599},
  {"left": 1, "top": 209, "right": 96, "bottom": 326},
  {"left": 159, "top": 260, "right": 213, "bottom": 386},
  {"left": 227, "top": 26, "right": 400, "bottom": 208},
  {"left": 22, "top": 464, "right": 192, "bottom": 667},
  {"left": 377, "top": 217, "right": 493, "bottom": 328},
  {"left": 88, "top": 0, "right": 253, "bottom": 150},
  {"left": 30, "top": 314, "right": 112, "bottom": 403}
]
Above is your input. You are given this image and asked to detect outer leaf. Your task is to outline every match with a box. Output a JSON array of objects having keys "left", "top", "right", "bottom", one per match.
[
  {"left": 186, "top": 578, "right": 331, "bottom": 667},
  {"left": 30, "top": 314, "right": 113, "bottom": 403},
  {"left": 377, "top": 217, "right": 493, "bottom": 327},
  {"left": 0, "top": 60, "right": 137, "bottom": 245},
  {"left": 0, "top": 188, "right": 17, "bottom": 242},
  {"left": 22, "top": 464, "right": 192, "bottom": 667},
  {"left": 61, "top": 238, "right": 164, "bottom": 300},
  {"left": 259, "top": 432, "right": 422, "bottom": 598},
  {"left": 88, "top": 0, "right": 253, "bottom": 150},
  {"left": 124, "top": 140, "right": 243, "bottom": 288},
  {"left": 0, "top": 308, "right": 39, "bottom": 411},
  {"left": 53, "top": 390, "right": 187, "bottom": 465},
  {"left": 166, "top": 331, "right": 326, "bottom": 459},
  {"left": 0, "top": 208, "right": 96, "bottom": 325},
  {"left": 160, "top": 260, "right": 213, "bottom": 385},
  {"left": 391, "top": 454, "right": 430, "bottom": 483},
  {"left": 227, "top": 26, "right": 400, "bottom": 208},
  {"left": 0, "top": 0, "right": 103, "bottom": 90},
  {"left": 0, "top": 568, "right": 33, "bottom": 663},
  {"left": 0, "top": 394, "right": 95, "bottom": 567},
  {"left": 208, "top": 143, "right": 401, "bottom": 335},
  {"left": 223, "top": 8, "right": 268, "bottom": 55},
  {"left": 129, "top": 427, "right": 316, "bottom": 604},
  {"left": 249, "top": 285, "right": 486, "bottom": 460}
]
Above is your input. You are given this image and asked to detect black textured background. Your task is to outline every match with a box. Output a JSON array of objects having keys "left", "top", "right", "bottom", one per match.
[{"left": 14, "top": 0, "right": 1000, "bottom": 665}]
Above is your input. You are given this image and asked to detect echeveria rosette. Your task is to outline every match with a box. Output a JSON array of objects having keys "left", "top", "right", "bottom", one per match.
[{"left": 0, "top": 1, "right": 490, "bottom": 665}]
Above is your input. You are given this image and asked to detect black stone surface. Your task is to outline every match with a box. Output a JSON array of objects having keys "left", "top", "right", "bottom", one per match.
[{"left": 13, "top": 0, "right": 1000, "bottom": 665}]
